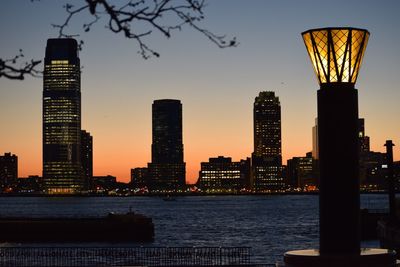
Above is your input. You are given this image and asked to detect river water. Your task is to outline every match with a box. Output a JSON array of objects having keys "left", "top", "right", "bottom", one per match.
[{"left": 0, "top": 194, "right": 388, "bottom": 264}]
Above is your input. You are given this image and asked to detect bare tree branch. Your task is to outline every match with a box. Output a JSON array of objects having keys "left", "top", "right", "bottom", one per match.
[
  {"left": 0, "top": 50, "right": 42, "bottom": 80},
  {"left": 51, "top": 4, "right": 90, "bottom": 39},
  {"left": 1, "top": 0, "right": 237, "bottom": 80},
  {"left": 53, "top": 0, "right": 237, "bottom": 58}
]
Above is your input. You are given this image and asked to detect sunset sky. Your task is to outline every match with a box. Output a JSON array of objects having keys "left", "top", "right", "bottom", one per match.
[{"left": 1, "top": 0, "right": 399, "bottom": 184}]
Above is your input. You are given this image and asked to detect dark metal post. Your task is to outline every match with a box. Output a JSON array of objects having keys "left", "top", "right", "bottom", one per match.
[
  {"left": 318, "top": 83, "right": 360, "bottom": 255},
  {"left": 385, "top": 140, "right": 396, "bottom": 220}
]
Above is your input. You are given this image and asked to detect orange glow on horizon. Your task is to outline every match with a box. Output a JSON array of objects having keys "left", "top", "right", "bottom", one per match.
[{"left": 15, "top": 145, "right": 400, "bottom": 185}]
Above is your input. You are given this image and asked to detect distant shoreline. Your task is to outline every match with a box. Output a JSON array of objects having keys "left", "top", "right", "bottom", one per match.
[{"left": 0, "top": 191, "right": 392, "bottom": 197}]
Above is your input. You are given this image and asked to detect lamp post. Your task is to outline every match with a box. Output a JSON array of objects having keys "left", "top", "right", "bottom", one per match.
[
  {"left": 307, "top": 27, "right": 368, "bottom": 255},
  {"left": 283, "top": 27, "right": 396, "bottom": 267}
]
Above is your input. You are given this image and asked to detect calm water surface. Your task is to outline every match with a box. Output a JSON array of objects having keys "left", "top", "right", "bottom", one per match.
[{"left": 0, "top": 194, "right": 388, "bottom": 264}]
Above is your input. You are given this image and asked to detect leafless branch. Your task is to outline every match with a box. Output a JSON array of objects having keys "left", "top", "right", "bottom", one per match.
[
  {"left": 0, "top": 50, "right": 42, "bottom": 80},
  {"left": 53, "top": 0, "right": 237, "bottom": 58},
  {"left": 51, "top": 4, "right": 89, "bottom": 39},
  {"left": 1, "top": 0, "right": 236, "bottom": 80}
]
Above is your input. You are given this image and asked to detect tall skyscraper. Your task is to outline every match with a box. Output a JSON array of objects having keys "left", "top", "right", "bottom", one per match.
[
  {"left": 43, "top": 38, "right": 83, "bottom": 194},
  {"left": 358, "top": 118, "right": 370, "bottom": 153},
  {"left": 148, "top": 99, "right": 186, "bottom": 191},
  {"left": 0, "top": 152, "right": 18, "bottom": 189},
  {"left": 253, "top": 91, "right": 282, "bottom": 162},
  {"left": 81, "top": 130, "right": 93, "bottom": 190},
  {"left": 252, "top": 91, "right": 284, "bottom": 191}
]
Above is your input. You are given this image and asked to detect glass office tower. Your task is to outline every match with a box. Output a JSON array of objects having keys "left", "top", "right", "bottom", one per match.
[
  {"left": 43, "top": 38, "right": 83, "bottom": 194},
  {"left": 252, "top": 91, "right": 284, "bottom": 191},
  {"left": 148, "top": 99, "right": 186, "bottom": 191}
]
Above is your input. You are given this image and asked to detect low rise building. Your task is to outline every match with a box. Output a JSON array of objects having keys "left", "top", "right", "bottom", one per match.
[{"left": 198, "top": 156, "right": 250, "bottom": 193}]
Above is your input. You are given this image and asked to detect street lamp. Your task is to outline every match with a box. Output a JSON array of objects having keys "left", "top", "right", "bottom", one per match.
[
  {"left": 283, "top": 27, "right": 395, "bottom": 267},
  {"left": 302, "top": 27, "right": 369, "bottom": 86},
  {"left": 306, "top": 27, "right": 368, "bottom": 255}
]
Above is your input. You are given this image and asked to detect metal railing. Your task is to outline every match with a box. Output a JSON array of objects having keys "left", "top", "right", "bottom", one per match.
[
  {"left": 0, "top": 247, "right": 253, "bottom": 267},
  {"left": 365, "top": 208, "right": 389, "bottom": 214}
]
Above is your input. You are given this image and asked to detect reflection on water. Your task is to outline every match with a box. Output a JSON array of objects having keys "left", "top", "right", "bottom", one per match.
[{"left": 0, "top": 194, "right": 387, "bottom": 263}]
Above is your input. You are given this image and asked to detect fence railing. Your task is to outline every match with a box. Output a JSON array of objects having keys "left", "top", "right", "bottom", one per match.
[{"left": 0, "top": 247, "right": 253, "bottom": 267}]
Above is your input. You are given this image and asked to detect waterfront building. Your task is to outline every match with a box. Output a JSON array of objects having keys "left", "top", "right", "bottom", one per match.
[
  {"left": 0, "top": 152, "right": 18, "bottom": 189},
  {"left": 93, "top": 175, "right": 117, "bottom": 191},
  {"left": 359, "top": 151, "right": 387, "bottom": 191},
  {"left": 16, "top": 175, "right": 43, "bottom": 193},
  {"left": 312, "top": 118, "right": 319, "bottom": 160},
  {"left": 358, "top": 118, "right": 370, "bottom": 152},
  {"left": 43, "top": 38, "right": 84, "bottom": 194},
  {"left": 357, "top": 119, "right": 386, "bottom": 190},
  {"left": 81, "top": 130, "right": 93, "bottom": 191},
  {"left": 286, "top": 152, "right": 317, "bottom": 191},
  {"left": 148, "top": 99, "right": 186, "bottom": 191},
  {"left": 251, "top": 157, "right": 285, "bottom": 191},
  {"left": 148, "top": 163, "right": 185, "bottom": 191},
  {"left": 253, "top": 91, "right": 282, "bottom": 160},
  {"left": 311, "top": 120, "right": 320, "bottom": 188},
  {"left": 252, "top": 91, "right": 284, "bottom": 191},
  {"left": 394, "top": 161, "right": 400, "bottom": 191},
  {"left": 131, "top": 167, "right": 149, "bottom": 188},
  {"left": 198, "top": 156, "right": 250, "bottom": 192}
]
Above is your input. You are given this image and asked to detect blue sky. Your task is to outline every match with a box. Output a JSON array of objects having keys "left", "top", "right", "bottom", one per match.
[{"left": 1, "top": 0, "right": 399, "bottom": 182}]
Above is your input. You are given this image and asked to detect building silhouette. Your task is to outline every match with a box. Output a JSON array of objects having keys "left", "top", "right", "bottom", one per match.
[
  {"left": 312, "top": 118, "right": 319, "bottom": 160},
  {"left": 358, "top": 118, "right": 370, "bottom": 152},
  {"left": 148, "top": 99, "right": 186, "bottom": 191},
  {"left": 131, "top": 167, "right": 149, "bottom": 189},
  {"left": 253, "top": 91, "right": 282, "bottom": 160},
  {"left": 252, "top": 91, "right": 284, "bottom": 191},
  {"left": 359, "top": 151, "right": 387, "bottom": 190},
  {"left": 356, "top": 119, "right": 387, "bottom": 190},
  {"left": 394, "top": 161, "right": 400, "bottom": 191},
  {"left": 93, "top": 175, "right": 117, "bottom": 192},
  {"left": 16, "top": 175, "right": 43, "bottom": 193},
  {"left": 43, "top": 38, "right": 83, "bottom": 194},
  {"left": 198, "top": 156, "right": 250, "bottom": 192},
  {"left": 81, "top": 130, "right": 93, "bottom": 191},
  {"left": 0, "top": 152, "right": 18, "bottom": 190},
  {"left": 286, "top": 152, "right": 317, "bottom": 191}
]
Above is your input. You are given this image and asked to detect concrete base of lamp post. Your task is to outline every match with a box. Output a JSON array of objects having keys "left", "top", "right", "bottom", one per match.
[{"left": 283, "top": 248, "right": 396, "bottom": 267}]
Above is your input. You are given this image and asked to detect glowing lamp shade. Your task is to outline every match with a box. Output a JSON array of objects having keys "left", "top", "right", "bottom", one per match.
[{"left": 302, "top": 27, "right": 369, "bottom": 85}]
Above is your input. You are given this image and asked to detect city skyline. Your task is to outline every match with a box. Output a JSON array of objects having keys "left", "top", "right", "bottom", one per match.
[{"left": 1, "top": 1, "right": 399, "bottom": 183}]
